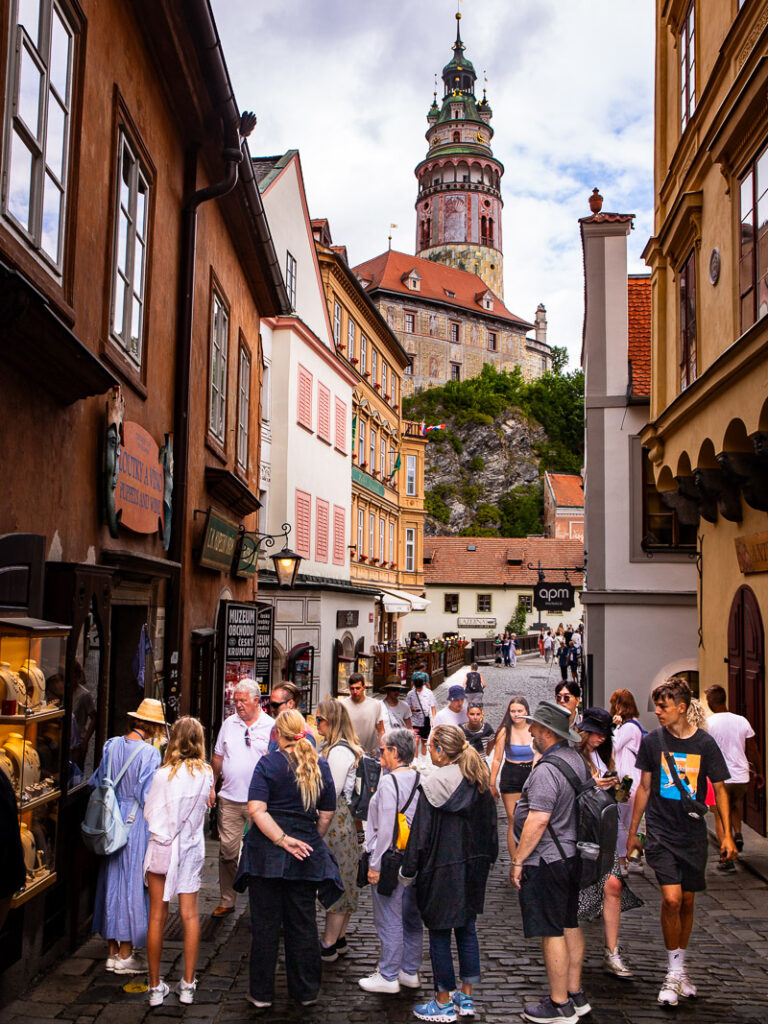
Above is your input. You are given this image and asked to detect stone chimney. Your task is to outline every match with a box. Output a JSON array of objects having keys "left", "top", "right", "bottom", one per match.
[{"left": 535, "top": 303, "right": 548, "bottom": 345}]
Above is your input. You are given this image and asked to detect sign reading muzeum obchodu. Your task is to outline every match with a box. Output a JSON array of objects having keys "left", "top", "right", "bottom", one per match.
[{"left": 221, "top": 601, "right": 274, "bottom": 720}]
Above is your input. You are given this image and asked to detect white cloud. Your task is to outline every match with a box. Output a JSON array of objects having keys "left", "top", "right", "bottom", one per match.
[{"left": 211, "top": 0, "right": 654, "bottom": 368}]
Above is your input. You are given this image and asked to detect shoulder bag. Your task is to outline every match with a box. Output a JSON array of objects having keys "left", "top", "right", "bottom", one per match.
[{"left": 377, "top": 772, "right": 421, "bottom": 896}]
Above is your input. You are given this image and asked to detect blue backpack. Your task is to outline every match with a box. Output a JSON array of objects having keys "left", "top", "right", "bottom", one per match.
[{"left": 81, "top": 741, "right": 144, "bottom": 856}]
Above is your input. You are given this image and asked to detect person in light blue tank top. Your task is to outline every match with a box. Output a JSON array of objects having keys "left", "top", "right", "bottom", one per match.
[{"left": 490, "top": 697, "right": 535, "bottom": 867}]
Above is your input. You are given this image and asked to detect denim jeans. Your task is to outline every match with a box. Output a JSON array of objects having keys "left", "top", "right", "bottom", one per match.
[
  {"left": 371, "top": 882, "right": 423, "bottom": 981},
  {"left": 428, "top": 918, "right": 481, "bottom": 993}
]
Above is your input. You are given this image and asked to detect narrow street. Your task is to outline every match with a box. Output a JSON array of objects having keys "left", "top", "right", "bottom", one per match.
[{"left": 4, "top": 661, "right": 768, "bottom": 1024}]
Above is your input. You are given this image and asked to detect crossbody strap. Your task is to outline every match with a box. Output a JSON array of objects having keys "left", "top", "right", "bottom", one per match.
[
  {"left": 539, "top": 752, "right": 586, "bottom": 861},
  {"left": 660, "top": 741, "right": 695, "bottom": 802},
  {"left": 388, "top": 771, "right": 421, "bottom": 848},
  {"left": 111, "top": 740, "right": 146, "bottom": 788}
]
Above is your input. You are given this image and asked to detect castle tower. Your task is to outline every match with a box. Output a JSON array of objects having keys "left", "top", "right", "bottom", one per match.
[{"left": 414, "top": 13, "right": 504, "bottom": 297}]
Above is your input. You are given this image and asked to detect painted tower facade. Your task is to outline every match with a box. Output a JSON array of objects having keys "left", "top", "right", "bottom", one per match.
[{"left": 414, "top": 14, "right": 504, "bottom": 297}]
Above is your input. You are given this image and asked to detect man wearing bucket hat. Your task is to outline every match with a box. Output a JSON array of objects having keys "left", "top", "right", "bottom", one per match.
[
  {"left": 380, "top": 680, "right": 412, "bottom": 731},
  {"left": 511, "top": 700, "right": 592, "bottom": 1024},
  {"left": 433, "top": 684, "right": 469, "bottom": 728}
]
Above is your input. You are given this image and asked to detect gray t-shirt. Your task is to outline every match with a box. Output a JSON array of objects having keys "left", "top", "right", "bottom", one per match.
[
  {"left": 513, "top": 743, "right": 589, "bottom": 866},
  {"left": 381, "top": 698, "right": 412, "bottom": 731},
  {"left": 341, "top": 696, "right": 383, "bottom": 758}
]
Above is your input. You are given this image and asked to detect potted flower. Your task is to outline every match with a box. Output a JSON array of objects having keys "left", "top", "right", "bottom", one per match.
[
  {"left": 363, "top": 371, "right": 370, "bottom": 378},
  {"left": 384, "top": 393, "right": 391, "bottom": 401},
  {"left": 350, "top": 356, "right": 359, "bottom": 364},
  {"left": 374, "top": 382, "right": 381, "bottom": 389},
  {"left": 359, "top": 553, "right": 367, "bottom": 562},
  {"left": 370, "top": 557, "right": 379, "bottom": 564},
  {"left": 360, "top": 460, "right": 368, "bottom": 468}
]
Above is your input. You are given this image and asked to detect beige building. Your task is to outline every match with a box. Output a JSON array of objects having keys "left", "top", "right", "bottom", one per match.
[{"left": 641, "top": 1, "right": 767, "bottom": 835}]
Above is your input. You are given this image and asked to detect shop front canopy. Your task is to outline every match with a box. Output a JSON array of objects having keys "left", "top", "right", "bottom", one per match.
[{"left": 379, "top": 588, "right": 431, "bottom": 614}]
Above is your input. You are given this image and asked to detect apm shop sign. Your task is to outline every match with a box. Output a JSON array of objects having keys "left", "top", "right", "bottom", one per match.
[{"left": 534, "top": 582, "right": 575, "bottom": 612}]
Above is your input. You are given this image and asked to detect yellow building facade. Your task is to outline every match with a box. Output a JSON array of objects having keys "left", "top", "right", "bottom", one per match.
[
  {"left": 314, "top": 224, "right": 426, "bottom": 640},
  {"left": 641, "top": 0, "right": 768, "bottom": 835}
]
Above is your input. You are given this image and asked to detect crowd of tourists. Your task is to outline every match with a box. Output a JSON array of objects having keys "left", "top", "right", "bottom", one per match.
[{"left": 37, "top": 653, "right": 762, "bottom": 1022}]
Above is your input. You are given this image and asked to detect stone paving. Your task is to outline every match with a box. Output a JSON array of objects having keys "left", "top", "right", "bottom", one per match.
[{"left": 3, "top": 658, "right": 768, "bottom": 1024}]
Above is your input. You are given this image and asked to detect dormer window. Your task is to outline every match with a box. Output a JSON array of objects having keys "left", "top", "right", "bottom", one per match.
[
  {"left": 403, "top": 269, "right": 421, "bottom": 292},
  {"left": 476, "top": 290, "right": 494, "bottom": 312}
]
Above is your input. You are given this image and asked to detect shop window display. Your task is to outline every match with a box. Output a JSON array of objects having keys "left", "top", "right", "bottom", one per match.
[{"left": 0, "top": 617, "right": 70, "bottom": 906}]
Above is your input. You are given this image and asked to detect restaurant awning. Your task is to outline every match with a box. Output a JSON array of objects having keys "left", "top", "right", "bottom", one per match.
[{"left": 379, "top": 587, "right": 431, "bottom": 614}]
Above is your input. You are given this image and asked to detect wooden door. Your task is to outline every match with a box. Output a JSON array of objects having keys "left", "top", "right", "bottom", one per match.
[{"left": 727, "top": 585, "right": 766, "bottom": 835}]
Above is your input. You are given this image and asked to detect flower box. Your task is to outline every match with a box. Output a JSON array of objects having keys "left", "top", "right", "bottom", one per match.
[
  {"left": 358, "top": 554, "right": 368, "bottom": 562},
  {"left": 371, "top": 469, "right": 379, "bottom": 477},
  {"left": 370, "top": 558, "right": 380, "bottom": 564},
  {"left": 374, "top": 383, "right": 381, "bottom": 389},
  {"left": 360, "top": 461, "right": 368, "bottom": 468},
  {"left": 384, "top": 393, "right": 391, "bottom": 401},
  {"left": 363, "top": 371, "right": 370, "bottom": 378},
  {"left": 350, "top": 356, "right": 359, "bottom": 364}
]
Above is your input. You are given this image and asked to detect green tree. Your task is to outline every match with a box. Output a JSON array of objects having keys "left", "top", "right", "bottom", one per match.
[
  {"left": 506, "top": 601, "right": 529, "bottom": 635},
  {"left": 498, "top": 484, "right": 544, "bottom": 537}
]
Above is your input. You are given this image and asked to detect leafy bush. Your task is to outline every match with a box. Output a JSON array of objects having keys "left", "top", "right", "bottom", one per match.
[
  {"left": 424, "top": 490, "right": 451, "bottom": 524},
  {"left": 467, "top": 456, "right": 485, "bottom": 472},
  {"left": 506, "top": 601, "right": 529, "bottom": 635}
]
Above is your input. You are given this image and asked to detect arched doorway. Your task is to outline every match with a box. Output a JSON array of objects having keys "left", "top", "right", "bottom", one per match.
[{"left": 727, "top": 585, "right": 766, "bottom": 835}]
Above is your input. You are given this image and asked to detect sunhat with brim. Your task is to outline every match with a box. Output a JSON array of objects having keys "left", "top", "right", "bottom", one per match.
[
  {"left": 383, "top": 680, "right": 407, "bottom": 691},
  {"left": 127, "top": 697, "right": 166, "bottom": 726},
  {"left": 578, "top": 706, "right": 614, "bottom": 738},
  {"left": 524, "top": 699, "right": 581, "bottom": 744}
]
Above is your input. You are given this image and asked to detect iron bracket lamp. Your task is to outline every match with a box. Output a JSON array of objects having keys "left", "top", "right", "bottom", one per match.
[{"left": 239, "top": 522, "right": 302, "bottom": 588}]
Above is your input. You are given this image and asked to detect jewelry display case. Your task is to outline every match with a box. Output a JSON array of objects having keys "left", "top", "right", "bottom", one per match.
[{"left": 0, "top": 617, "right": 70, "bottom": 906}]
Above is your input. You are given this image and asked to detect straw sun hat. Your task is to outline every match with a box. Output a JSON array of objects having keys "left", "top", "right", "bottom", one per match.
[{"left": 127, "top": 697, "right": 166, "bottom": 725}]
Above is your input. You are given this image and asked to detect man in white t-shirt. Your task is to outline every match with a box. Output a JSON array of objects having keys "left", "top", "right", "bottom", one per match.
[
  {"left": 433, "top": 684, "right": 469, "bottom": 728},
  {"left": 705, "top": 684, "right": 764, "bottom": 866},
  {"left": 341, "top": 673, "right": 385, "bottom": 757},
  {"left": 210, "top": 678, "right": 273, "bottom": 914},
  {"left": 380, "top": 681, "right": 412, "bottom": 731}
]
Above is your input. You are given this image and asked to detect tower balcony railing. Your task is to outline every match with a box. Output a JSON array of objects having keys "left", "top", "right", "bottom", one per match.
[{"left": 417, "top": 180, "right": 501, "bottom": 201}]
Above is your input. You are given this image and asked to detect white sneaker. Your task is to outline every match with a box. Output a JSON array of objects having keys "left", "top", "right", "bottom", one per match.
[
  {"left": 176, "top": 978, "right": 197, "bottom": 1004},
  {"left": 658, "top": 972, "right": 681, "bottom": 1006},
  {"left": 148, "top": 981, "right": 170, "bottom": 1007},
  {"left": 627, "top": 860, "right": 645, "bottom": 874},
  {"left": 358, "top": 971, "right": 400, "bottom": 993},
  {"left": 603, "top": 945, "right": 633, "bottom": 978},
  {"left": 398, "top": 970, "right": 421, "bottom": 988},
  {"left": 678, "top": 972, "right": 697, "bottom": 999},
  {"left": 105, "top": 956, "right": 117, "bottom": 972},
  {"left": 246, "top": 994, "right": 272, "bottom": 1008},
  {"left": 113, "top": 952, "right": 146, "bottom": 974}
]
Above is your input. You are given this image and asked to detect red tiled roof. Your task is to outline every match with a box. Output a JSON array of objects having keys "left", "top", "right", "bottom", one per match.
[
  {"left": 627, "top": 275, "right": 651, "bottom": 398},
  {"left": 353, "top": 250, "right": 534, "bottom": 329},
  {"left": 423, "top": 536, "right": 584, "bottom": 587},
  {"left": 546, "top": 473, "right": 584, "bottom": 509},
  {"left": 578, "top": 212, "right": 635, "bottom": 224}
]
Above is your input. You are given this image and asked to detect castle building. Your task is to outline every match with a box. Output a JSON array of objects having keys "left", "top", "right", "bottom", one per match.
[{"left": 354, "top": 13, "right": 551, "bottom": 395}]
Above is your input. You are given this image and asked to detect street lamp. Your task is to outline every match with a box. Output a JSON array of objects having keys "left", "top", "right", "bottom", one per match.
[{"left": 238, "top": 522, "right": 302, "bottom": 587}]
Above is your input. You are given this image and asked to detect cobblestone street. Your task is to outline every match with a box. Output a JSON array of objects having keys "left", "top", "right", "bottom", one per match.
[{"left": 3, "top": 660, "right": 768, "bottom": 1024}]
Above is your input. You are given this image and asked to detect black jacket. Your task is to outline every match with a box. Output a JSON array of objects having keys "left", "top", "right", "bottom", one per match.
[{"left": 401, "top": 764, "right": 497, "bottom": 930}]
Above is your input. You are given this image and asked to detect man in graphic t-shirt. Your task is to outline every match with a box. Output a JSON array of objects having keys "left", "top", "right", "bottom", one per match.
[{"left": 628, "top": 678, "right": 736, "bottom": 1008}]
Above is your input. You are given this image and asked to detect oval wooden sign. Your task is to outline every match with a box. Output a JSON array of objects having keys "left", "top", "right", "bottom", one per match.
[{"left": 116, "top": 421, "right": 164, "bottom": 534}]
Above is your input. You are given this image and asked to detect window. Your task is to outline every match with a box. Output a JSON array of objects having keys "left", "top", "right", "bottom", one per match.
[
  {"left": 2, "top": 0, "right": 74, "bottom": 270},
  {"left": 317, "top": 382, "right": 331, "bottom": 442},
  {"left": 236, "top": 343, "right": 251, "bottom": 472},
  {"left": 285, "top": 251, "right": 297, "bottom": 307},
  {"left": 360, "top": 334, "right": 367, "bottom": 374},
  {"left": 371, "top": 348, "right": 378, "bottom": 384},
  {"left": 315, "top": 498, "right": 329, "bottom": 562},
  {"left": 406, "top": 454, "right": 417, "bottom": 496},
  {"left": 347, "top": 317, "right": 355, "bottom": 358},
  {"left": 358, "top": 420, "right": 366, "bottom": 463},
  {"left": 488, "top": 331, "right": 497, "bottom": 351},
  {"left": 297, "top": 363, "right": 313, "bottom": 429},
  {"left": 641, "top": 448, "right": 697, "bottom": 551},
  {"left": 680, "top": 2, "right": 695, "bottom": 130},
  {"left": 405, "top": 528, "right": 415, "bottom": 572},
  {"left": 379, "top": 518, "right": 385, "bottom": 562},
  {"left": 109, "top": 130, "right": 150, "bottom": 368},
  {"left": 453, "top": 130, "right": 460, "bottom": 142},
  {"left": 208, "top": 291, "right": 229, "bottom": 444},
  {"left": 389, "top": 521, "right": 394, "bottom": 562},
  {"left": 739, "top": 147, "right": 768, "bottom": 332},
  {"left": 357, "top": 508, "right": 364, "bottom": 554},
  {"left": 404, "top": 360, "right": 413, "bottom": 375},
  {"left": 333, "top": 301, "right": 342, "bottom": 345},
  {"left": 389, "top": 446, "right": 396, "bottom": 476},
  {"left": 477, "top": 594, "right": 492, "bottom": 613},
  {"left": 380, "top": 436, "right": 386, "bottom": 478},
  {"left": 261, "top": 359, "right": 271, "bottom": 424},
  {"left": 369, "top": 513, "right": 375, "bottom": 558},
  {"left": 333, "top": 506, "right": 345, "bottom": 565},
  {"left": 519, "top": 595, "right": 533, "bottom": 613},
  {"left": 405, "top": 312, "right": 415, "bottom": 333},
  {"left": 444, "top": 593, "right": 459, "bottom": 613},
  {"left": 450, "top": 322, "right": 459, "bottom": 343},
  {"left": 295, "top": 489, "right": 312, "bottom": 558},
  {"left": 369, "top": 429, "right": 376, "bottom": 472},
  {"left": 334, "top": 396, "right": 347, "bottom": 452},
  {"left": 382, "top": 362, "right": 388, "bottom": 395},
  {"left": 451, "top": 363, "right": 461, "bottom": 381},
  {"left": 679, "top": 251, "right": 697, "bottom": 390}
]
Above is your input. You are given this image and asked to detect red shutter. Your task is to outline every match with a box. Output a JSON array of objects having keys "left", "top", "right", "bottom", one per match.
[
  {"left": 334, "top": 397, "right": 347, "bottom": 452},
  {"left": 295, "top": 489, "right": 311, "bottom": 558},
  {"left": 333, "top": 505, "right": 345, "bottom": 565},
  {"left": 318, "top": 383, "right": 331, "bottom": 441},
  {"left": 315, "top": 498, "right": 329, "bottom": 562},
  {"left": 297, "top": 364, "right": 313, "bottom": 429}
]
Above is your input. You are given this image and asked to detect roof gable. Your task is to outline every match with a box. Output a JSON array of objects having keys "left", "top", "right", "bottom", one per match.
[
  {"left": 545, "top": 472, "right": 584, "bottom": 508},
  {"left": 423, "top": 536, "right": 584, "bottom": 586}
]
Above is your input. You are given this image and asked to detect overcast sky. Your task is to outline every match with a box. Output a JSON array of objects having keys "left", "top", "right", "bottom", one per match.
[{"left": 211, "top": 0, "right": 654, "bottom": 369}]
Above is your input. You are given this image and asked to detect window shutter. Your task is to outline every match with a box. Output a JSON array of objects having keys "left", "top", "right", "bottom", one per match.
[
  {"left": 331, "top": 505, "right": 344, "bottom": 569},
  {"left": 297, "top": 365, "right": 313, "bottom": 429},
  {"left": 295, "top": 489, "right": 312, "bottom": 558},
  {"left": 334, "top": 397, "right": 347, "bottom": 452},
  {"left": 316, "top": 498, "right": 329, "bottom": 562},
  {"left": 317, "top": 383, "right": 331, "bottom": 441}
]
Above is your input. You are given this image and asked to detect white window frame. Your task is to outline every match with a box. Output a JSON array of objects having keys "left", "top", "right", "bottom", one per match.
[
  {"left": 110, "top": 129, "right": 150, "bottom": 368},
  {"left": 380, "top": 436, "right": 386, "bottom": 478},
  {"left": 405, "top": 528, "right": 415, "bottom": 572},
  {"left": 382, "top": 361, "right": 388, "bottom": 396},
  {"left": 360, "top": 334, "right": 368, "bottom": 375},
  {"left": 405, "top": 312, "right": 415, "bottom": 333},
  {"left": 406, "top": 454, "right": 417, "bottom": 496},
  {"left": 236, "top": 343, "right": 251, "bottom": 472},
  {"left": 680, "top": 1, "right": 695, "bottom": 130},
  {"left": 209, "top": 290, "right": 229, "bottom": 445},
  {"left": 371, "top": 347, "right": 378, "bottom": 384},
  {"left": 285, "top": 250, "right": 297, "bottom": 307},
  {"left": 369, "top": 428, "right": 376, "bottom": 471},
  {"left": 261, "top": 359, "right": 271, "bottom": 424},
  {"left": 369, "top": 513, "right": 375, "bottom": 558},
  {"left": 389, "top": 521, "right": 394, "bottom": 562},
  {"left": 333, "top": 301, "right": 342, "bottom": 345},
  {"left": 347, "top": 317, "right": 355, "bottom": 358},
  {"left": 450, "top": 322, "right": 459, "bottom": 343},
  {"left": 358, "top": 420, "right": 366, "bottom": 464},
  {"left": 358, "top": 508, "right": 364, "bottom": 555},
  {"left": 2, "top": 0, "right": 74, "bottom": 272},
  {"left": 379, "top": 518, "right": 385, "bottom": 562}
]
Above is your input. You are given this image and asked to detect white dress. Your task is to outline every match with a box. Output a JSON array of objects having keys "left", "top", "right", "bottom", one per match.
[{"left": 143, "top": 762, "right": 212, "bottom": 901}]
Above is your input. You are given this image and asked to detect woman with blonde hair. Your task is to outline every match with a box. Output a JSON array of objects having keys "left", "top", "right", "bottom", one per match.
[
  {"left": 315, "top": 697, "right": 364, "bottom": 960},
  {"left": 402, "top": 724, "right": 497, "bottom": 1021},
  {"left": 143, "top": 716, "right": 212, "bottom": 1006},
  {"left": 234, "top": 709, "right": 342, "bottom": 1010}
]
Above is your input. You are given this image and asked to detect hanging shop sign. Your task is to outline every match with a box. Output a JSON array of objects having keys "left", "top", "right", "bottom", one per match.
[
  {"left": 735, "top": 531, "right": 768, "bottom": 574},
  {"left": 457, "top": 616, "right": 496, "bottom": 628},
  {"left": 254, "top": 604, "right": 274, "bottom": 695},
  {"left": 114, "top": 422, "right": 165, "bottom": 534},
  {"left": 221, "top": 602, "right": 256, "bottom": 720},
  {"left": 534, "top": 581, "right": 575, "bottom": 612},
  {"left": 200, "top": 510, "right": 240, "bottom": 572},
  {"left": 336, "top": 610, "right": 360, "bottom": 628}
]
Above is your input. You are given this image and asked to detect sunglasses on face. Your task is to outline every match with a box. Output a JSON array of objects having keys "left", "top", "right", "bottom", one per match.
[
  {"left": 556, "top": 694, "right": 576, "bottom": 704},
  {"left": 315, "top": 716, "right": 326, "bottom": 724},
  {"left": 270, "top": 699, "right": 289, "bottom": 712}
]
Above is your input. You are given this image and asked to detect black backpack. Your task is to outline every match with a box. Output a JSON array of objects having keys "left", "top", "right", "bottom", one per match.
[
  {"left": 465, "top": 671, "right": 482, "bottom": 694},
  {"left": 348, "top": 754, "right": 381, "bottom": 820},
  {"left": 545, "top": 753, "right": 618, "bottom": 888}
]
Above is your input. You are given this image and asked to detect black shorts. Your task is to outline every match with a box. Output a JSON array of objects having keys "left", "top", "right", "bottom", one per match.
[
  {"left": 519, "top": 856, "right": 580, "bottom": 938},
  {"left": 416, "top": 720, "right": 431, "bottom": 740},
  {"left": 500, "top": 760, "right": 533, "bottom": 794},
  {"left": 645, "top": 841, "right": 707, "bottom": 892}
]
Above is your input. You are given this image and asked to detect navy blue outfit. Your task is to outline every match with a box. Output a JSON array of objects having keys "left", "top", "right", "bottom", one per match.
[{"left": 234, "top": 750, "right": 342, "bottom": 1005}]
